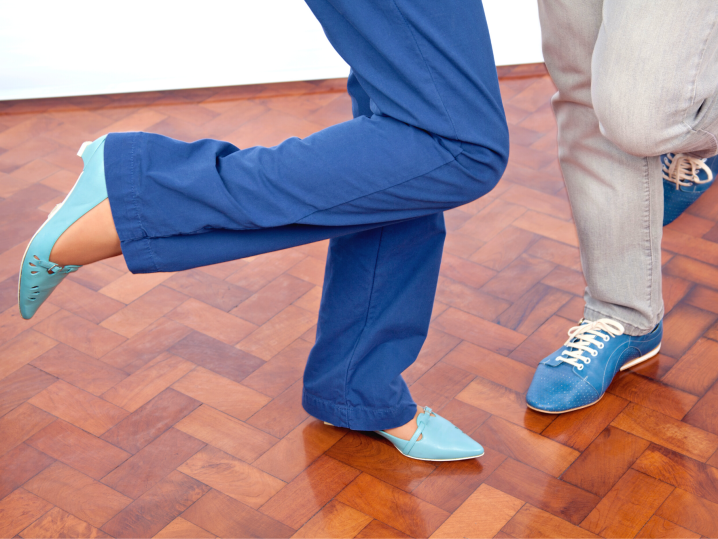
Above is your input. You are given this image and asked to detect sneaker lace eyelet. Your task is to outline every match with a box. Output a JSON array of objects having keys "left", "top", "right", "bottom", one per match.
[
  {"left": 584, "top": 358, "right": 591, "bottom": 364},
  {"left": 591, "top": 350, "right": 598, "bottom": 357},
  {"left": 598, "top": 343, "right": 604, "bottom": 349},
  {"left": 603, "top": 336, "right": 609, "bottom": 342},
  {"left": 578, "top": 365, "right": 584, "bottom": 370}
]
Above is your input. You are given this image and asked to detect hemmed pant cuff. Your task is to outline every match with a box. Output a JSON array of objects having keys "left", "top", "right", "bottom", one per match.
[
  {"left": 583, "top": 306, "right": 664, "bottom": 336},
  {"left": 119, "top": 238, "right": 159, "bottom": 274},
  {"left": 302, "top": 388, "right": 416, "bottom": 431}
]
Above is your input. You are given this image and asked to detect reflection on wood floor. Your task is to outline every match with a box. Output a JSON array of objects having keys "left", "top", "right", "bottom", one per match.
[{"left": 1, "top": 64, "right": 718, "bottom": 538}]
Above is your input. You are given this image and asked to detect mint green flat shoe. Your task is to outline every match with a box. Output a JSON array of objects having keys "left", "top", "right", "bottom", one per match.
[
  {"left": 376, "top": 407, "right": 484, "bottom": 461},
  {"left": 18, "top": 136, "right": 108, "bottom": 320},
  {"left": 327, "top": 406, "right": 484, "bottom": 461}
]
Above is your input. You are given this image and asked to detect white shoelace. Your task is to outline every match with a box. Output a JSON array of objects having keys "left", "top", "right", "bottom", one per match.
[
  {"left": 662, "top": 153, "right": 714, "bottom": 189},
  {"left": 558, "top": 319, "right": 625, "bottom": 370}
]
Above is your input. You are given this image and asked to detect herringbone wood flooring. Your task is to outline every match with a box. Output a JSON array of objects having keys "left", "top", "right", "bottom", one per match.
[{"left": 2, "top": 65, "right": 718, "bottom": 538}]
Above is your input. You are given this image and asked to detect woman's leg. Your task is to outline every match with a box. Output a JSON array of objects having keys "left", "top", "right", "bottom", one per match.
[{"left": 36, "top": 0, "right": 508, "bottom": 443}]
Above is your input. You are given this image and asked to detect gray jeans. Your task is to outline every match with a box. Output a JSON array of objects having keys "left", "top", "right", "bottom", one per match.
[{"left": 537, "top": 0, "right": 718, "bottom": 335}]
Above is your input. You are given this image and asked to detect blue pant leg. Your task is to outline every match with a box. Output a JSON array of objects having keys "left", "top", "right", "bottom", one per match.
[
  {"left": 301, "top": 71, "right": 443, "bottom": 430},
  {"left": 302, "top": 213, "right": 445, "bottom": 430},
  {"left": 104, "top": 0, "right": 508, "bottom": 273}
]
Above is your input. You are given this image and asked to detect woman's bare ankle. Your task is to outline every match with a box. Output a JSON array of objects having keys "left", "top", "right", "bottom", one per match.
[
  {"left": 383, "top": 406, "right": 425, "bottom": 441},
  {"left": 49, "top": 199, "right": 122, "bottom": 266}
]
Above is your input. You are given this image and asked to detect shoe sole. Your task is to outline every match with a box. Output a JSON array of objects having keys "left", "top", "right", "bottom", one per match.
[
  {"left": 323, "top": 422, "right": 483, "bottom": 461},
  {"left": 526, "top": 343, "right": 662, "bottom": 415}
]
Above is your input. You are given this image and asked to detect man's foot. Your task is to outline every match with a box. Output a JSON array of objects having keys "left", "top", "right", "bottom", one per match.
[
  {"left": 663, "top": 153, "right": 716, "bottom": 226},
  {"left": 526, "top": 318, "right": 663, "bottom": 414}
]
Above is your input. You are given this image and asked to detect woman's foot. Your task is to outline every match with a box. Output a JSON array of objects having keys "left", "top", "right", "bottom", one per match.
[
  {"left": 18, "top": 136, "right": 115, "bottom": 320},
  {"left": 376, "top": 406, "right": 484, "bottom": 461},
  {"left": 49, "top": 199, "right": 121, "bottom": 267}
]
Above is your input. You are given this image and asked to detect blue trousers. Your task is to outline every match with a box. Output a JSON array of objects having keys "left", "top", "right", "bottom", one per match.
[{"left": 104, "top": 0, "right": 509, "bottom": 430}]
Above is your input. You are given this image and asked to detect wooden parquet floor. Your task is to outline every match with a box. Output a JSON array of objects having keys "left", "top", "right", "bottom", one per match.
[{"left": 2, "top": 66, "right": 718, "bottom": 538}]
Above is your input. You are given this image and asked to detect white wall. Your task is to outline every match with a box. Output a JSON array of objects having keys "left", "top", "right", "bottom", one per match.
[{"left": 0, "top": 0, "right": 543, "bottom": 101}]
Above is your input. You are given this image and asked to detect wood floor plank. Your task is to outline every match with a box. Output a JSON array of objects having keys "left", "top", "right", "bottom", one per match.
[
  {"left": 485, "top": 458, "right": 600, "bottom": 525},
  {"left": 26, "top": 420, "right": 130, "bottom": 480},
  {"left": 325, "top": 430, "right": 436, "bottom": 492},
  {"left": 20, "top": 507, "right": 111, "bottom": 538},
  {"left": 260, "top": 455, "right": 360, "bottom": 529},
  {"left": 662, "top": 338, "right": 718, "bottom": 396},
  {"left": 30, "top": 343, "right": 127, "bottom": 396},
  {"left": 354, "top": 520, "right": 410, "bottom": 539},
  {"left": 635, "top": 515, "right": 700, "bottom": 539},
  {"left": 101, "top": 318, "right": 192, "bottom": 372},
  {"left": 24, "top": 462, "right": 132, "bottom": 528},
  {"left": 611, "top": 403, "right": 718, "bottom": 462},
  {"left": 633, "top": 444, "right": 718, "bottom": 504},
  {"left": 412, "top": 450, "right": 505, "bottom": 514},
  {"left": 292, "top": 500, "right": 372, "bottom": 539},
  {"left": 432, "top": 307, "right": 526, "bottom": 356},
  {"left": 168, "top": 330, "right": 265, "bottom": 384},
  {"left": 659, "top": 304, "right": 718, "bottom": 360},
  {"left": 240, "top": 339, "right": 312, "bottom": 397},
  {"left": 101, "top": 352, "right": 195, "bottom": 412},
  {"left": 430, "top": 483, "right": 524, "bottom": 539},
  {"left": 175, "top": 404, "right": 278, "bottom": 464},
  {"left": 100, "top": 285, "right": 188, "bottom": 339},
  {"left": 179, "top": 445, "right": 285, "bottom": 509},
  {"left": 561, "top": 425, "right": 650, "bottom": 498},
  {"left": 253, "top": 417, "right": 345, "bottom": 482},
  {"left": 236, "top": 305, "right": 317, "bottom": 361},
  {"left": 0, "top": 402, "right": 55, "bottom": 457},
  {"left": 608, "top": 371, "right": 698, "bottom": 420},
  {"left": 101, "top": 388, "right": 201, "bottom": 454},
  {"left": 336, "top": 473, "right": 450, "bottom": 538},
  {"left": 172, "top": 366, "right": 270, "bottom": 421},
  {"left": 502, "top": 504, "right": 600, "bottom": 539},
  {"left": 245, "top": 380, "right": 310, "bottom": 439},
  {"left": 34, "top": 310, "right": 126, "bottom": 359},
  {"left": 0, "top": 329, "right": 57, "bottom": 382},
  {"left": 655, "top": 488, "right": 718, "bottom": 538},
  {"left": 475, "top": 416, "right": 579, "bottom": 477},
  {"left": 182, "top": 489, "right": 294, "bottom": 538},
  {"left": 0, "top": 443, "right": 55, "bottom": 500},
  {"left": 101, "top": 428, "right": 205, "bottom": 499},
  {"left": 0, "top": 488, "right": 53, "bottom": 539},
  {"left": 580, "top": 468, "right": 674, "bottom": 538},
  {"left": 441, "top": 341, "right": 535, "bottom": 394},
  {"left": 541, "top": 393, "right": 628, "bottom": 451},
  {"left": 30, "top": 380, "right": 128, "bottom": 436},
  {"left": 0, "top": 364, "right": 56, "bottom": 418},
  {"left": 153, "top": 517, "right": 215, "bottom": 539},
  {"left": 101, "top": 470, "right": 209, "bottom": 538},
  {"left": 456, "top": 376, "right": 555, "bottom": 433}
]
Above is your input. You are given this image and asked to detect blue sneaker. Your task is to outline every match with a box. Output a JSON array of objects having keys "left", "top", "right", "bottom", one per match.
[
  {"left": 663, "top": 153, "right": 716, "bottom": 226},
  {"left": 526, "top": 319, "right": 662, "bottom": 414}
]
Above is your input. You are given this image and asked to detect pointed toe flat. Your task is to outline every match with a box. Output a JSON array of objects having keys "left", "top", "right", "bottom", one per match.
[
  {"left": 376, "top": 407, "right": 484, "bottom": 461},
  {"left": 18, "top": 136, "right": 108, "bottom": 320}
]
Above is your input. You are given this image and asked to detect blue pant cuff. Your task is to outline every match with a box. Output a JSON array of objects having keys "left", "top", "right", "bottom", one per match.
[{"left": 302, "top": 388, "right": 416, "bottom": 431}]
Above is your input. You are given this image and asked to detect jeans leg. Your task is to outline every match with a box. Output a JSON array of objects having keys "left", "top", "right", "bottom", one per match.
[
  {"left": 538, "top": 0, "right": 663, "bottom": 335},
  {"left": 302, "top": 71, "right": 444, "bottom": 430},
  {"left": 302, "top": 214, "right": 446, "bottom": 431}
]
